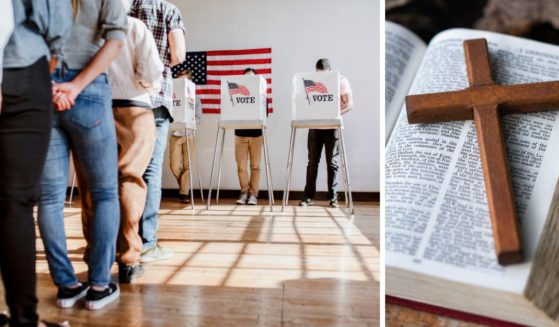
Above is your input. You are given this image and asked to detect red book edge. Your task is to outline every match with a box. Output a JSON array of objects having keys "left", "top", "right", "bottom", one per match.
[{"left": 386, "top": 295, "right": 527, "bottom": 327}]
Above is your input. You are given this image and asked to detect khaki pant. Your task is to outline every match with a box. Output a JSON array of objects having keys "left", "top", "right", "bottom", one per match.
[
  {"left": 169, "top": 134, "right": 195, "bottom": 195},
  {"left": 80, "top": 107, "right": 156, "bottom": 266},
  {"left": 234, "top": 136, "right": 263, "bottom": 196}
]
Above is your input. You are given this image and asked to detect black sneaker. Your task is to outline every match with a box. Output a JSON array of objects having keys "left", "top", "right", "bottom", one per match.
[
  {"left": 56, "top": 282, "right": 89, "bottom": 308},
  {"left": 85, "top": 283, "right": 120, "bottom": 310},
  {"left": 329, "top": 198, "right": 339, "bottom": 208},
  {"left": 299, "top": 198, "right": 315, "bottom": 207},
  {"left": 0, "top": 312, "right": 8, "bottom": 326},
  {"left": 118, "top": 263, "right": 145, "bottom": 284}
]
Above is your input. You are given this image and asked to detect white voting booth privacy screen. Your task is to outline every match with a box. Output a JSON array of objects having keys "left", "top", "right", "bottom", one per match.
[
  {"left": 292, "top": 72, "right": 341, "bottom": 121},
  {"left": 220, "top": 75, "right": 267, "bottom": 122},
  {"left": 172, "top": 79, "right": 197, "bottom": 130}
]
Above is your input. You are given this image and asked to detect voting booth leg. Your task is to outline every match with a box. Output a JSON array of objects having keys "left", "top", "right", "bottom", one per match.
[
  {"left": 338, "top": 127, "right": 354, "bottom": 215},
  {"left": 263, "top": 130, "right": 275, "bottom": 206},
  {"left": 207, "top": 127, "right": 222, "bottom": 210},
  {"left": 282, "top": 126, "right": 297, "bottom": 211},
  {"left": 192, "top": 130, "right": 205, "bottom": 204},
  {"left": 216, "top": 128, "right": 226, "bottom": 205},
  {"left": 66, "top": 172, "right": 77, "bottom": 207},
  {"left": 262, "top": 129, "right": 273, "bottom": 212},
  {"left": 185, "top": 129, "right": 195, "bottom": 211}
]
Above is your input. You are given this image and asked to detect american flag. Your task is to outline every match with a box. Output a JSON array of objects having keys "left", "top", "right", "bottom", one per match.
[
  {"left": 227, "top": 82, "right": 251, "bottom": 96},
  {"left": 303, "top": 79, "right": 328, "bottom": 94},
  {"left": 184, "top": 48, "right": 272, "bottom": 114}
]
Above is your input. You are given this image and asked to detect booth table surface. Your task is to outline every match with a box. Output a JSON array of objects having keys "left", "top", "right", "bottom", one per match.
[{"left": 10, "top": 198, "right": 379, "bottom": 326}]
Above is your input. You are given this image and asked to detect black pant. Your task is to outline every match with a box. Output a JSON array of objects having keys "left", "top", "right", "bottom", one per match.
[
  {"left": 0, "top": 57, "right": 52, "bottom": 326},
  {"left": 303, "top": 129, "right": 339, "bottom": 200}
]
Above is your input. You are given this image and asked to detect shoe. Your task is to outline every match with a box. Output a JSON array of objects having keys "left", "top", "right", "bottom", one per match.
[
  {"left": 299, "top": 198, "right": 314, "bottom": 207},
  {"left": 247, "top": 195, "right": 258, "bottom": 205},
  {"left": 118, "top": 263, "right": 145, "bottom": 284},
  {"left": 179, "top": 194, "right": 190, "bottom": 203},
  {"left": 329, "top": 198, "right": 339, "bottom": 208},
  {"left": 56, "top": 282, "right": 89, "bottom": 309},
  {"left": 0, "top": 312, "right": 8, "bottom": 326},
  {"left": 236, "top": 193, "right": 248, "bottom": 205},
  {"left": 140, "top": 245, "right": 175, "bottom": 263},
  {"left": 85, "top": 283, "right": 120, "bottom": 310}
]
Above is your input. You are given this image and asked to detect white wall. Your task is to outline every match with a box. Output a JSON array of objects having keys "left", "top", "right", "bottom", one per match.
[{"left": 163, "top": 0, "right": 380, "bottom": 193}]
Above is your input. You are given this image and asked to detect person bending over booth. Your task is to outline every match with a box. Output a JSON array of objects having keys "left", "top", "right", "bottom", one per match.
[
  {"left": 234, "top": 68, "right": 267, "bottom": 205},
  {"left": 299, "top": 58, "right": 353, "bottom": 208}
]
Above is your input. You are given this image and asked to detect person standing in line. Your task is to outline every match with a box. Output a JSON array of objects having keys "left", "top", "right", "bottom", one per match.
[
  {"left": 38, "top": 0, "right": 127, "bottom": 311},
  {"left": 130, "top": 0, "right": 186, "bottom": 263},
  {"left": 234, "top": 68, "right": 266, "bottom": 205},
  {"left": 106, "top": 0, "right": 164, "bottom": 283},
  {"left": 1, "top": 0, "right": 72, "bottom": 325},
  {"left": 299, "top": 58, "right": 353, "bottom": 208},
  {"left": 168, "top": 69, "right": 202, "bottom": 203}
]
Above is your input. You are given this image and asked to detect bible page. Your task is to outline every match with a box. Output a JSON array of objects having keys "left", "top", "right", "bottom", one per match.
[
  {"left": 385, "top": 21, "right": 426, "bottom": 140},
  {"left": 385, "top": 28, "right": 559, "bottom": 293}
]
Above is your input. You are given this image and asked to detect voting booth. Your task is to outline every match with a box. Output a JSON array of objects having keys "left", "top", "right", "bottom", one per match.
[
  {"left": 207, "top": 75, "right": 275, "bottom": 211},
  {"left": 282, "top": 71, "right": 354, "bottom": 214},
  {"left": 173, "top": 79, "right": 197, "bottom": 130},
  {"left": 171, "top": 78, "right": 205, "bottom": 209},
  {"left": 292, "top": 72, "right": 341, "bottom": 121},
  {"left": 220, "top": 75, "right": 268, "bottom": 124}
]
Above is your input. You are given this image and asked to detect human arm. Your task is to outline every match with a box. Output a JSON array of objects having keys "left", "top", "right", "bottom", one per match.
[
  {"left": 168, "top": 29, "right": 186, "bottom": 66},
  {"left": 0, "top": 0, "right": 14, "bottom": 110},
  {"left": 53, "top": 39, "right": 124, "bottom": 110},
  {"left": 340, "top": 94, "right": 352, "bottom": 115},
  {"left": 53, "top": 0, "right": 127, "bottom": 110},
  {"left": 166, "top": 5, "right": 186, "bottom": 66},
  {"left": 340, "top": 77, "right": 353, "bottom": 115},
  {"left": 135, "top": 20, "right": 164, "bottom": 91}
]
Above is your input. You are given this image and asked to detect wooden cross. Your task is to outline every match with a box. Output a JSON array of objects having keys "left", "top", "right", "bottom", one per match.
[{"left": 405, "top": 38, "right": 559, "bottom": 265}]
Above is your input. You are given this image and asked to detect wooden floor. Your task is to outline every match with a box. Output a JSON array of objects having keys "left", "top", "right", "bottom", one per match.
[{"left": 2, "top": 199, "right": 379, "bottom": 327}]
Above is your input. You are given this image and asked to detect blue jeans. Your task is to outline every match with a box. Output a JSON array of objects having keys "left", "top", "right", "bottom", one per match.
[
  {"left": 140, "top": 112, "right": 170, "bottom": 250},
  {"left": 38, "top": 70, "right": 119, "bottom": 288}
]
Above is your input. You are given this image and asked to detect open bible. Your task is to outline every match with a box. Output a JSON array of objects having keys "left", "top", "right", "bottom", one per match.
[{"left": 386, "top": 21, "right": 559, "bottom": 326}]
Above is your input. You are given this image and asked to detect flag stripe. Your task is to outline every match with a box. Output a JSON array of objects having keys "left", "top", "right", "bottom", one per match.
[
  {"left": 207, "top": 69, "right": 272, "bottom": 76},
  {"left": 207, "top": 48, "right": 271, "bottom": 56},
  {"left": 207, "top": 58, "right": 272, "bottom": 66}
]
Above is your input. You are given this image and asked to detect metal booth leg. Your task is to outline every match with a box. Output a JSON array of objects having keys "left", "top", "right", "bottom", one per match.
[
  {"left": 262, "top": 128, "right": 273, "bottom": 212},
  {"left": 193, "top": 130, "right": 205, "bottom": 203},
  {"left": 67, "top": 172, "right": 77, "bottom": 207},
  {"left": 338, "top": 127, "right": 354, "bottom": 215},
  {"left": 282, "top": 125, "right": 297, "bottom": 211},
  {"left": 207, "top": 126, "right": 222, "bottom": 210},
  {"left": 263, "top": 129, "right": 275, "bottom": 206},
  {"left": 185, "top": 128, "right": 195, "bottom": 211},
  {"left": 216, "top": 127, "right": 226, "bottom": 205}
]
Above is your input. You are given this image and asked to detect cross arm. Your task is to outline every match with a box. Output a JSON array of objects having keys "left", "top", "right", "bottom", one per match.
[{"left": 406, "top": 81, "right": 559, "bottom": 124}]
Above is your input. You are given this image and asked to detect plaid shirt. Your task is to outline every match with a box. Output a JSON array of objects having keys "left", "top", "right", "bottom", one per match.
[{"left": 130, "top": 0, "right": 185, "bottom": 113}]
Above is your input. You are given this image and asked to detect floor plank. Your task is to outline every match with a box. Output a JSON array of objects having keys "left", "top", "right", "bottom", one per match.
[{"left": 2, "top": 199, "right": 379, "bottom": 326}]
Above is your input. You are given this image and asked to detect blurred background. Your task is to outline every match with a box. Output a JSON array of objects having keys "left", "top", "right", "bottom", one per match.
[{"left": 386, "top": 0, "right": 559, "bottom": 44}]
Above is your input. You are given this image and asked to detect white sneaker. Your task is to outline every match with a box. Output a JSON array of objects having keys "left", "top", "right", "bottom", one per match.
[
  {"left": 247, "top": 195, "right": 258, "bottom": 205},
  {"left": 236, "top": 193, "right": 248, "bottom": 205},
  {"left": 140, "top": 245, "right": 175, "bottom": 263}
]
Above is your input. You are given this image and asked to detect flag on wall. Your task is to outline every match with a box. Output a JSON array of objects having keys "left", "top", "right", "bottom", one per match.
[{"left": 183, "top": 48, "right": 273, "bottom": 114}]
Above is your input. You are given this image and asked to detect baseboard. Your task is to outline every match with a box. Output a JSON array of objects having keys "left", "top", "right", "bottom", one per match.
[
  {"left": 161, "top": 189, "right": 379, "bottom": 202},
  {"left": 66, "top": 188, "right": 379, "bottom": 202}
]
